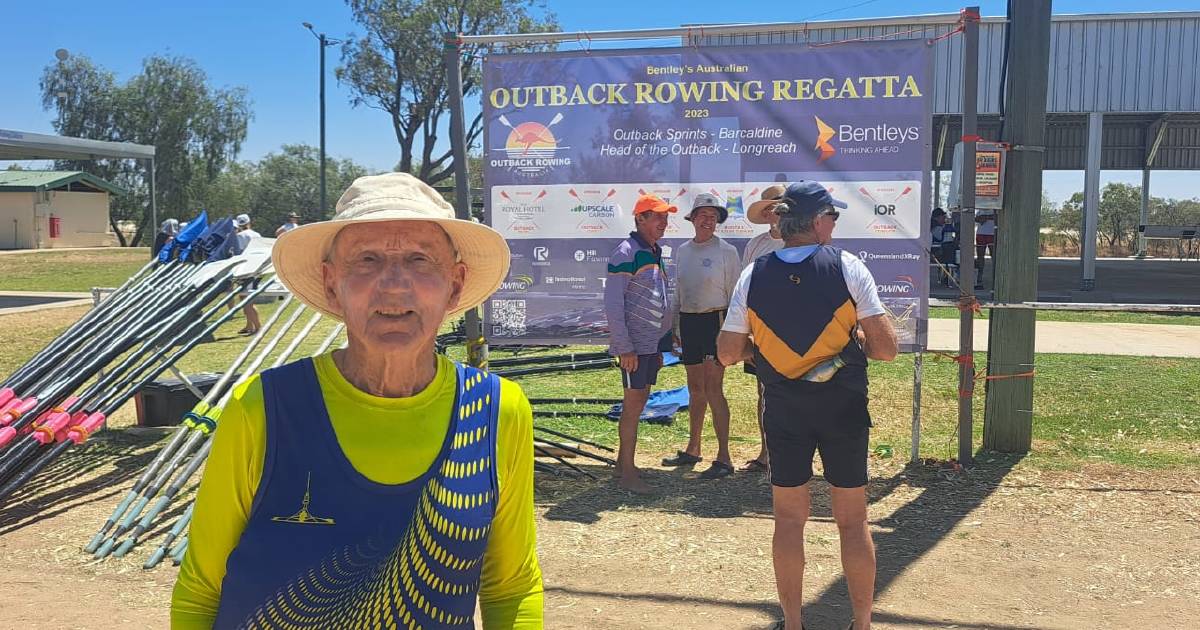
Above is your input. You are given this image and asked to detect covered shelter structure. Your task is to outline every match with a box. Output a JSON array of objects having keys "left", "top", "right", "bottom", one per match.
[
  {"left": 0, "top": 129, "right": 157, "bottom": 248},
  {"left": 694, "top": 10, "right": 1200, "bottom": 292}
]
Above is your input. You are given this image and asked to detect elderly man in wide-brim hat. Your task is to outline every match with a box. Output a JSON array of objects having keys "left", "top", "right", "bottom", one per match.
[{"left": 173, "top": 173, "right": 544, "bottom": 629}]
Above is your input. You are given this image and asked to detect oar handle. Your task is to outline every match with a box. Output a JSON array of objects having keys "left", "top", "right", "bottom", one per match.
[{"left": 67, "top": 412, "right": 107, "bottom": 444}]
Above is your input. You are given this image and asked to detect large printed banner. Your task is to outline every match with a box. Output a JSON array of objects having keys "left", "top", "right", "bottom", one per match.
[{"left": 482, "top": 41, "right": 931, "bottom": 350}]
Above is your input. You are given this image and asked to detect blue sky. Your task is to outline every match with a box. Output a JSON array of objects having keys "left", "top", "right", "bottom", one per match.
[{"left": 1, "top": 0, "right": 1196, "bottom": 204}]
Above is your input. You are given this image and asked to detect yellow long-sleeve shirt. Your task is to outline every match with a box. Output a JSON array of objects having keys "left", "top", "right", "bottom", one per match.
[{"left": 170, "top": 352, "right": 543, "bottom": 628}]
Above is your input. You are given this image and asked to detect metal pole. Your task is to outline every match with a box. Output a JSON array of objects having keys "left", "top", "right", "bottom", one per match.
[
  {"left": 956, "top": 6, "right": 980, "bottom": 468},
  {"left": 911, "top": 352, "right": 923, "bottom": 463},
  {"left": 150, "top": 157, "right": 158, "bottom": 248},
  {"left": 1081, "top": 112, "right": 1103, "bottom": 290},
  {"left": 984, "top": 0, "right": 1051, "bottom": 454},
  {"left": 319, "top": 33, "right": 328, "bottom": 219},
  {"left": 444, "top": 34, "right": 487, "bottom": 369},
  {"left": 1137, "top": 168, "right": 1150, "bottom": 258}
]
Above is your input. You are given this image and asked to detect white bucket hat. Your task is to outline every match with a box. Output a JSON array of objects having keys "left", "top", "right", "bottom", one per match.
[{"left": 272, "top": 172, "right": 510, "bottom": 321}]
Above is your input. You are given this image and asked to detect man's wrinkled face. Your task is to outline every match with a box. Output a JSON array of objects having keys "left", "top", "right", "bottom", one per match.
[
  {"left": 636, "top": 211, "right": 668, "bottom": 243},
  {"left": 690, "top": 207, "right": 720, "bottom": 239},
  {"left": 322, "top": 221, "right": 465, "bottom": 351}
]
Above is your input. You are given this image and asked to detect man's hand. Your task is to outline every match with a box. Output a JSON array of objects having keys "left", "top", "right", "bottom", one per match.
[{"left": 619, "top": 353, "right": 639, "bottom": 373}]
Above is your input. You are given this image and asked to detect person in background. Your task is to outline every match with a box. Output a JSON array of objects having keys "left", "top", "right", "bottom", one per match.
[
  {"left": 738, "top": 184, "right": 787, "bottom": 474},
  {"left": 172, "top": 173, "right": 543, "bottom": 628},
  {"left": 232, "top": 214, "right": 263, "bottom": 335},
  {"left": 975, "top": 209, "right": 996, "bottom": 290},
  {"left": 153, "top": 218, "right": 180, "bottom": 258},
  {"left": 662, "top": 193, "right": 742, "bottom": 479},
  {"left": 930, "top": 208, "right": 956, "bottom": 287},
  {"left": 604, "top": 194, "right": 676, "bottom": 494},
  {"left": 718, "top": 181, "right": 897, "bottom": 630},
  {"left": 276, "top": 212, "right": 301, "bottom": 237}
]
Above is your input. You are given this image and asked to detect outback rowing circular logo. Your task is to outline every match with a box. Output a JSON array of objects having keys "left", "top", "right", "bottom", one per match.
[{"left": 490, "top": 113, "right": 572, "bottom": 178}]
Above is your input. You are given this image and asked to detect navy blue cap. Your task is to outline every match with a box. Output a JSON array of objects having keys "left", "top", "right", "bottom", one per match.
[{"left": 776, "top": 181, "right": 847, "bottom": 218}]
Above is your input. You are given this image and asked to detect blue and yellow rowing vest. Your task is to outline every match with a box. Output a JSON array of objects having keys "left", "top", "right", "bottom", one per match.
[
  {"left": 212, "top": 359, "right": 500, "bottom": 629},
  {"left": 746, "top": 246, "right": 869, "bottom": 394}
]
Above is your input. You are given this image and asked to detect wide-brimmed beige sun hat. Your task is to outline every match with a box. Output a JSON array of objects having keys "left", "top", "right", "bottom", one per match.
[
  {"left": 746, "top": 184, "right": 788, "bottom": 225},
  {"left": 272, "top": 172, "right": 510, "bottom": 321}
]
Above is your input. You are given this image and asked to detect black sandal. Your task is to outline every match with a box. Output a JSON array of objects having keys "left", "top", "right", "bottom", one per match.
[
  {"left": 740, "top": 458, "right": 769, "bottom": 473},
  {"left": 661, "top": 450, "right": 702, "bottom": 466},
  {"left": 699, "top": 460, "right": 735, "bottom": 479}
]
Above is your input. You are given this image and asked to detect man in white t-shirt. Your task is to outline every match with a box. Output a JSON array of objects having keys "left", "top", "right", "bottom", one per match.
[
  {"left": 974, "top": 209, "right": 996, "bottom": 290},
  {"left": 232, "top": 214, "right": 263, "bottom": 335},
  {"left": 738, "top": 184, "right": 786, "bottom": 473},
  {"left": 275, "top": 212, "right": 301, "bottom": 237},
  {"left": 717, "top": 181, "right": 897, "bottom": 630},
  {"left": 661, "top": 193, "right": 742, "bottom": 478}
]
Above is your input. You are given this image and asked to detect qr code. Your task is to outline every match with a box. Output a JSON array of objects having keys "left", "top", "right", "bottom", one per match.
[{"left": 491, "top": 299, "right": 526, "bottom": 337}]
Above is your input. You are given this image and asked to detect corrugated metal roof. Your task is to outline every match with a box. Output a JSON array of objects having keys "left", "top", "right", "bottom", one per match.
[
  {"left": 697, "top": 12, "right": 1200, "bottom": 115},
  {"left": 929, "top": 113, "right": 1200, "bottom": 170},
  {"left": 0, "top": 170, "right": 125, "bottom": 195}
]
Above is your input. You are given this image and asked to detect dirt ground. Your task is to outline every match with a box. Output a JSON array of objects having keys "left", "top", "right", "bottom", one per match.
[{"left": 0, "top": 430, "right": 1197, "bottom": 630}]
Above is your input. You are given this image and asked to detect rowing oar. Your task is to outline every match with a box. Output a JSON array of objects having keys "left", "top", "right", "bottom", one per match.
[
  {"left": 493, "top": 358, "right": 617, "bottom": 379},
  {"left": 103, "top": 311, "right": 330, "bottom": 559},
  {"left": 0, "top": 263, "right": 205, "bottom": 420},
  {"left": 0, "top": 258, "right": 168, "bottom": 403},
  {"left": 0, "top": 268, "right": 237, "bottom": 482},
  {"left": 533, "top": 436, "right": 616, "bottom": 466},
  {"left": 533, "top": 425, "right": 614, "bottom": 452},
  {"left": 143, "top": 500, "right": 193, "bottom": 569},
  {"left": 91, "top": 302, "right": 310, "bottom": 558},
  {"left": 489, "top": 352, "right": 610, "bottom": 368},
  {"left": 0, "top": 280, "right": 273, "bottom": 505},
  {"left": 170, "top": 534, "right": 188, "bottom": 565},
  {"left": 534, "top": 444, "right": 597, "bottom": 479},
  {"left": 83, "top": 294, "right": 297, "bottom": 554}
]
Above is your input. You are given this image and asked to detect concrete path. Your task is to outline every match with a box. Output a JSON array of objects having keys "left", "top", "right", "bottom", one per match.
[
  {"left": 927, "top": 318, "right": 1200, "bottom": 358},
  {"left": 0, "top": 291, "right": 91, "bottom": 315}
]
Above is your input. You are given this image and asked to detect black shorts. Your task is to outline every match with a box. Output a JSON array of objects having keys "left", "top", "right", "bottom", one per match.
[
  {"left": 621, "top": 353, "right": 662, "bottom": 390},
  {"left": 679, "top": 311, "right": 724, "bottom": 365},
  {"left": 762, "top": 381, "right": 872, "bottom": 488}
]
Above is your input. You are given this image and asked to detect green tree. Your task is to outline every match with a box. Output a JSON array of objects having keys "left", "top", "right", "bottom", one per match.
[
  {"left": 247, "top": 144, "right": 370, "bottom": 231},
  {"left": 337, "top": 0, "right": 557, "bottom": 184},
  {"left": 1097, "top": 182, "right": 1141, "bottom": 250},
  {"left": 41, "top": 54, "right": 251, "bottom": 246},
  {"left": 1054, "top": 192, "right": 1083, "bottom": 249}
]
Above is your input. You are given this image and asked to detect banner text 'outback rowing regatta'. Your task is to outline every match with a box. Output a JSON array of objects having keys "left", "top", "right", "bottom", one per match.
[{"left": 482, "top": 41, "right": 932, "bottom": 351}]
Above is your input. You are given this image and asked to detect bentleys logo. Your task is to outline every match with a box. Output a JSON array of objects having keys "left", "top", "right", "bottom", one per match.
[
  {"left": 814, "top": 116, "right": 836, "bottom": 162},
  {"left": 490, "top": 112, "right": 572, "bottom": 178}
]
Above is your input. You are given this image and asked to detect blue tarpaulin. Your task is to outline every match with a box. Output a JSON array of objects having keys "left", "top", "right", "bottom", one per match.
[
  {"left": 158, "top": 210, "right": 207, "bottom": 263},
  {"left": 607, "top": 385, "right": 689, "bottom": 425}
]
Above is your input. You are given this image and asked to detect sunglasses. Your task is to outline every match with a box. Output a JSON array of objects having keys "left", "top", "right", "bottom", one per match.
[{"left": 823, "top": 209, "right": 840, "bottom": 222}]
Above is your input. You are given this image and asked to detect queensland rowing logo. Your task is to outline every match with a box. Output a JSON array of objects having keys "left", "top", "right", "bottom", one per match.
[
  {"left": 877, "top": 275, "right": 917, "bottom": 296},
  {"left": 500, "top": 274, "right": 535, "bottom": 292},
  {"left": 814, "top": 116, "right": 836, "bottom": 162},
  {"left": 490, "top": 112, "right": 571, "bottom": 178},
  {"left": 496, "top": 188, "right": 547, "bottom": 235},
  {"left": 568, "top": 187, "right": 619, "bottom": 233}
]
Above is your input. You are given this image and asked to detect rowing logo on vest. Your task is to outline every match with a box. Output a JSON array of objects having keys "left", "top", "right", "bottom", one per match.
[{"left": 270, "top": 472, "right": 335, "bottom": 526}]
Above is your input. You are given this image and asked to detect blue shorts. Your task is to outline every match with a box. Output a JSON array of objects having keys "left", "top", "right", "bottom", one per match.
[{"left": 621, "top": 353, "right": 662, "bottom": 390}]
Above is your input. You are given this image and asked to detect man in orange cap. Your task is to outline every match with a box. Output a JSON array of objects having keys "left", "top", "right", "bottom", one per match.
[{"left": 604, "top": 194, "right": 677, "bottom": 494}]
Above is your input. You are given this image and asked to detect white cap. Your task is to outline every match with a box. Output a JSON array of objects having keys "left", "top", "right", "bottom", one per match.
[{"left": 234, "top": 214, "right": 251, "bottom": 227}]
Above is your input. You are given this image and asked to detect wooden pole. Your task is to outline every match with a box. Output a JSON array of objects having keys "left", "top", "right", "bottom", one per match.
[
  {"left": 956, "top": 6, "right": 980, "bottom": 467},
  {"left": 983, "top": 0, "right": 1052, "bottom": 453}
]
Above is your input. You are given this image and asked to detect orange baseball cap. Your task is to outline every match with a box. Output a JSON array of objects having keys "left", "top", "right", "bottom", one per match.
[{"left": 633, "top": 194, "right": 678, "bottom": 215}]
